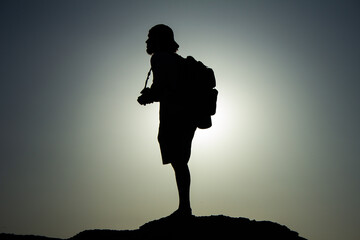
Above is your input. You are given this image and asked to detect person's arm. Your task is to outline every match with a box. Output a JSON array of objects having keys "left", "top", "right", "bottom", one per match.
[
  {"left": 137, "top": 53, "right": 171, "bottom": 105},
  {"left": 148, "top": 53, "right": 163, "bottom": 102}
]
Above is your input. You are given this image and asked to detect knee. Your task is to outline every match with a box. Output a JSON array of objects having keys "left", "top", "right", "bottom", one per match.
[{"left": 171, "top": 162, "right": 188, "bottom": 172}]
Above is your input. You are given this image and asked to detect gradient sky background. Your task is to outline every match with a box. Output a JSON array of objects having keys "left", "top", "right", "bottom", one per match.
[{"left": 1, "top": 1, "right": 359, "bottom": 240}]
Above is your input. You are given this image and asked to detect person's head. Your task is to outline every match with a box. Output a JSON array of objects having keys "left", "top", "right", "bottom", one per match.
[{"left": 146, "top": 24, "right": 179, "bottom": 55}]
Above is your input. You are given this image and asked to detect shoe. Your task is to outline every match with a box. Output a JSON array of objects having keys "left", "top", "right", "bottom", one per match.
[{"left": 168, "top": 208, "right": 193, "bottom": 219}]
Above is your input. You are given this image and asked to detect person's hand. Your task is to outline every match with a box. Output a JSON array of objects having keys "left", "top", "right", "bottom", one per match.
[{"left": 137, "top": 88, "right": 154, "bottom": 105}]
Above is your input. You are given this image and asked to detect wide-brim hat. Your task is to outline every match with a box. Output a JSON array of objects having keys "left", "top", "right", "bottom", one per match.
[{"left": 149, "top": 24, "right": 179, "bottom": 50}]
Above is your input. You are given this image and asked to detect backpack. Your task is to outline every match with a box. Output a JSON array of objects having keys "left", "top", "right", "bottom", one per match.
[
  {"left": 142, "top": 55, "right": 218, "bottom": 129},
  {"left": 182, "top": 56, "right": 218, "bottom": 129}
]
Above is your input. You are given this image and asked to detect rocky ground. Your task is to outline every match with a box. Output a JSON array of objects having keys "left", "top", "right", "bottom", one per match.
[{"left": 1, "top": 215, "right": 308, "bottom": 240}]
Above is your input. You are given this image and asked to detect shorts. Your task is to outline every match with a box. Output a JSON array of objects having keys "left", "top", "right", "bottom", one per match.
[{"left": 157, "top": 121, "right": 197, "bottom": 165}]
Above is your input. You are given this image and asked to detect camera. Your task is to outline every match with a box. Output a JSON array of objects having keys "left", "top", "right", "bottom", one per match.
[{"left": 137, "top": 87, "right": 154, "bottom": 105}]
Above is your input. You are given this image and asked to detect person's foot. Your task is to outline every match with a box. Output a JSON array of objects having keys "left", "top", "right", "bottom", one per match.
[{"left": 168, "top": 208, "right": 193, "bottom": 219}]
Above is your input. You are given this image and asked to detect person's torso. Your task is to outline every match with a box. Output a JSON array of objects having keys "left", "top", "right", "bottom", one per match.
[{"left": 151, "top": 52, "right": 192, "bottom": 123}]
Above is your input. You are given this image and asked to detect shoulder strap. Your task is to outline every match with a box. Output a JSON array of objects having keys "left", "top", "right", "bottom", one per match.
[{"left": 143, "top": 68, "right": 152, "bottom": 90}]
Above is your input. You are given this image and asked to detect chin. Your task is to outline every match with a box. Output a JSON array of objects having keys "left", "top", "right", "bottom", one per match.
[{"left": 146, "top": 48, "right": 154, "bottom": 55}]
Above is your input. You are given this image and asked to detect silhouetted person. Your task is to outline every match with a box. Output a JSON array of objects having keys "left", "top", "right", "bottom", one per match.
[{"left": 138, "top": 24, "right": 196, "bottom": 218}]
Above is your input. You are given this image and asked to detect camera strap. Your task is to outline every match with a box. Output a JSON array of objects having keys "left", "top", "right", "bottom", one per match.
[{"left": 143, "top": 68, "right": 152, "bottom": 90}]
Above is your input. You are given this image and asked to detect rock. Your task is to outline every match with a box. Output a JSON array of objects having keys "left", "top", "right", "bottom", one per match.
[{"left": 1, "top": 215, "right": 307, "bottom": 240}]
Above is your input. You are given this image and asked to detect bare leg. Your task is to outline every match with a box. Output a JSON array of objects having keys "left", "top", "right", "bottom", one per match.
[{"left": 171, "top": 162, "right": 191, "bottom": 212}]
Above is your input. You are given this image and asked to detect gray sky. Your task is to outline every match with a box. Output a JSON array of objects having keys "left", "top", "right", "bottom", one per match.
[{"left": 1, "top": 1, "right": 360, "bottom": 240}]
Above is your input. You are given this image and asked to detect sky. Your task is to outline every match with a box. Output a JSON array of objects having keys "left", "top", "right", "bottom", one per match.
[{"left": 1, "top": 0, "right": 359, "bottom": 240}]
